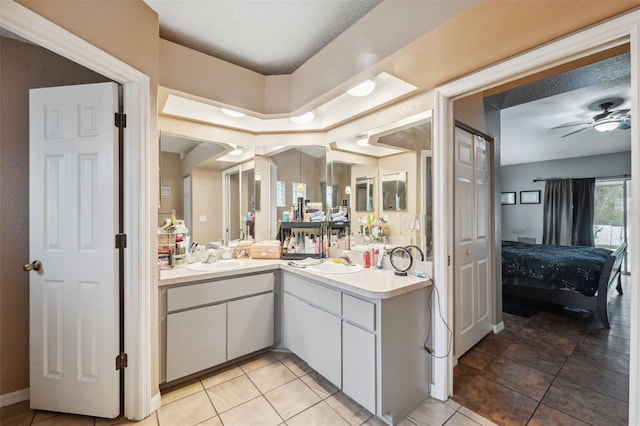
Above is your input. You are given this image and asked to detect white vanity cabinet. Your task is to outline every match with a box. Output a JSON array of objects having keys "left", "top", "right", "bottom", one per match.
[{"left": 162, "top": 272, "right": 275, "bottom": 383}]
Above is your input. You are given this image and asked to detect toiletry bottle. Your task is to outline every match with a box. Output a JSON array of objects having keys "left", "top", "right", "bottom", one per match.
[
  {"left": 170, "top": 209, "right": 176, "bottom": 225},
  {"left": 363, "top": 250, "right": 371, "bottom": 268}
]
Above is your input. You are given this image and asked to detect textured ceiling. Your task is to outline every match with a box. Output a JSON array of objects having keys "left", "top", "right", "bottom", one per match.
[
  {"left": 492, "top": 53, "right": 631, "bottom": 166},
  {"left": 143, "top": 0, "right": 381, "bottom": 75}
]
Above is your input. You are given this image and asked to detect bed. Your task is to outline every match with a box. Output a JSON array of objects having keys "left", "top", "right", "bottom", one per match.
[{"left": 501, "top": 240, "right": 627, "bottom": 328}]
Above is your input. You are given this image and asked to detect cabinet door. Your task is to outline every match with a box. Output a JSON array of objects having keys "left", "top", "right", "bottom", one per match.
[
  {"left": 343, "top": 321, "right": 376, "bottom": 413},
  {"left": 283, "top": 293, "right": 341, "bottom": 387},
  {"left": 166, "top": 304, "right": 226, "bottom": 382},
  {"left": 228, "top": 292, "right": 274, "bottom": 360}
]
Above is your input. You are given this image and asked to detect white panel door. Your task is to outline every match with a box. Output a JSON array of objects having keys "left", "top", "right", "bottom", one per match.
[
  {"left": 29, "top": 83, "right": 119, "bottom": 417},
  {"left": 454, "top": 127, "right": 492, "bottom": 358}
]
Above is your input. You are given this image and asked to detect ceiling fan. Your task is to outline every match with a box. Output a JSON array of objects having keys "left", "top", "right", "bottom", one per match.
[{"left": 552, "top": 101, "right": 631, "bottom": 138}]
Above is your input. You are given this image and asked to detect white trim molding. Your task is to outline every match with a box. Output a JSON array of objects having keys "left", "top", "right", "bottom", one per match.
[
  {"left": 0, "top": 388, "right": 29, "bottom": 408},
  {"left": 433, "top": 11, "right": 640, "bottom": 425},
  {"left": 1, "top": 1, "right": 154, "bottom": 420}
]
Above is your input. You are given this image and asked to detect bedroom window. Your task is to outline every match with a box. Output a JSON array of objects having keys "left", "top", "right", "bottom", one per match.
[{"left": 594, "top": 178, "right": 630, "bottom": 273}]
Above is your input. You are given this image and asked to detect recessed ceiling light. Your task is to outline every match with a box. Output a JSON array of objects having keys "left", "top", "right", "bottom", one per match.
[
  {"left": 356, "top": 135, "right": 369, "bottom": 146},
  {"left": 347, "top": 79, "right": 376, "bottom": 97},
  {"left": 290, "top": 111, "right": 315, "bottom": 124},
  {"left": 221, "top": 108, "right": 246, "bottom": 118}
]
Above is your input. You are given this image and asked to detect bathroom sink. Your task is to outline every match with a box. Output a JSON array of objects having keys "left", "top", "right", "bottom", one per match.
[
  {"left": 186, "top": 259, "right": 245, "bottom": 272},
  {"left": 306, "top": 261, "right": 364, "bottom": 274}
]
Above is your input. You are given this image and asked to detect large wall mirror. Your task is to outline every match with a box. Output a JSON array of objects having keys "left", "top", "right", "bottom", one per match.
[
  {"left": 159, "top": 131, "right": 254, "bottom": 245},
  {"left": 327, "top": 111, "right": 433, "bottom": 256}
]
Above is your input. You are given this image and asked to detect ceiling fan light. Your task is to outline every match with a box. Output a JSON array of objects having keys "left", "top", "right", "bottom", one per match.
[
  {"left": 221, "top": 108, "right": 246, "bottom": 118},
  {"left": 290, "top": 111, "right": 315, "bottom": 124},
  {"left": 593, "top": 119, "right": 619, "bottom": 132},
  {"left": 347, "top": 79, "right": 376, "bottom": 97}
]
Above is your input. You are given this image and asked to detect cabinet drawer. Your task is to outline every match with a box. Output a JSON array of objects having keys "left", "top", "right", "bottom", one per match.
[
  {"left": 168, "top": 272, "right": 275, "bottom": 312},
  {"left": 343, "top": 293, "right": 375, "bottom": 331},
  {"left": 282, "top": 272, "right": 341, "bottom": 315}
]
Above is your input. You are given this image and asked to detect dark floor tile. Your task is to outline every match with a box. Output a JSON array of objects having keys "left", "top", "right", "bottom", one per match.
[
  {"left": 0, "top": 401, "right": 34, "bottom": 426},
  {"left": 502, "top": 313, "right": 533, "bottom": 334},
  {"left": 501, "top": 340, "right": 567, "bottom": 375},
  {"left": 609, "top": 313, "right": 630, "bottom": 327},
  {"left": 527, "top": 403, "right": 589, "bottom": 426},
  {"left": 458, "top": 346, "right": 497, "bottom": 371},
  {"left": 572, "top": 342, "right": 629, "bottom": 375},
  {"left": 475, "top": 333, "right": 516, "bottom": 355},
  {"left": 543, "top": 378, "right": 628, "bottom": 425},
  {"left": 607, "top": 304, "right": 630, "bottom": 316},
  {"left": 558, "top": 357, "right": 629, "bottom": 402},
  {"left": 526, "top": 313, "right": 590, "bottom": 342},
  {"left": 583, "top": 331, "right": 630, "bottom": 355},
  {"left": 453, "top": 362, "right": 481, "bottom": 395},
  {"left": 452, "top": 375, "right": 537, "bottom": 426},
  {"left": 590, "top": 322, "right": 631, "bottom": 340},
  {"left": 480, "top": 356, "right": 554, "bottom": 401},
  {"left": 518, "top": 326, "right": 577, "bottom": 357}
]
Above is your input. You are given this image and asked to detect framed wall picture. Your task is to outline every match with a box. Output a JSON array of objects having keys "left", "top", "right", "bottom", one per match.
[
  {"left": 520, "top": 190, "right": 541, "bottom": 204},
  {"left": 500, "top": 192, "right": 516, "bottom": 205}
]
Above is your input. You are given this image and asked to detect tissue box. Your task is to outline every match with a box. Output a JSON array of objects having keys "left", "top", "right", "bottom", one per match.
[{"left": 249, "top": 241, "right": 282, "bottom": 259}]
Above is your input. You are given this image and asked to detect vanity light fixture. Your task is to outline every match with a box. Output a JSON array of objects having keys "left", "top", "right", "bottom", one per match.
[
  {"left": 356, "top": 134, "right": 369, "bottom": 146},
  {"left": 221, "top": 108, "right": 246, "bottom": 118},
  {"left": 290, "top": 111, "right": 315, "bottom": 124},
  {"left": 347, "top": 79, "right": 376, "bottom": 97},
  {"left": 593, "top": 119, "right": 620, "bottom": 132}
]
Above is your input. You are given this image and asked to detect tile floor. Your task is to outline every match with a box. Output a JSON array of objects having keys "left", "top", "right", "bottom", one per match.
[
  {"left": 1, "top": 349, "right": 497, "bottom": 426},
  {"left": 1, "top": 276, "right": 630, "bottom": 426},
  {"left": 453, "top": 275, "right": 631, "bottom": 426}
]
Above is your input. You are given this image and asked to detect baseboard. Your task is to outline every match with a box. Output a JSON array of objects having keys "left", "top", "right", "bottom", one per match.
[
  {"left": 0, "top": 388, "right": 29, "bottom": 408},
  {"left": 492, "top": 321, "right": 505, "bottom": 334},
  {"left": 150, "top": 392, "right": 162, "bottom": 414}
]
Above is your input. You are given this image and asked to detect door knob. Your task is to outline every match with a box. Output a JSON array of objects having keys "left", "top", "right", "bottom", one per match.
[{"left": 23, "top": 260, "right": 42, "bottom": 272}]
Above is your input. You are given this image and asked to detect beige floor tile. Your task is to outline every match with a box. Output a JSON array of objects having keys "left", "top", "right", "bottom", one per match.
[
  {"left": 218, "top": 396, "right": 282, "bottom": 426},
  {"left": 239, "top": 352, "right": 278, "bottom": 373},
  {"left": 206, "top": 374, "right": 260, "bottom": 413},
  {"left": 444, "top": 412, "right": 482, "bottom": 426},
  {"left": 270, "top": 350, "right": 292, "bottom": 361},
  {"left": 407, "top": 398, "right": 456, "bottom": 426},
  {"left": 456, "top": 407, "right": 499, "bottom": 426},
  {"left": 281, "top": 354, "right": 313, "bottom": 377},
  {"left": 30, "top": 413, "right": 94, "bottom": 425},
  {"left": 300, "top": 372, "right": 339, "bottom": 399},
  {"left": 286, "top": 401, "right": 350, "bottom": 426},
  {"left": 95, "top": 413, "right": 158, "bottom": 426},
  {"left": 397, "top": 419, "right": 418, "bottom": 426},
  {"left": 325, "top": 392, "right": 372, "bottom": 426},
  {"left": 195, "top": 416, "right": 222, "bottom": 426},
  {"left": 160, "top": 378, "right": 205, "bottom": 405},
  {"left": 200, "top": 365, "right": 245, "bottom": 389},
  {"left": 362, "top": 415, "right": 388, "bottom": 425},
  {"left": 444, "top": 399, "right": 461, "bottom": 411},
  {"left": 264, "top": 379, "right": 321, "bottom": 419},
  {"left": 246, "top": 362, "right": 296, "bottom": 393},
  {"left": 157, "top": 391, "right": 216, "bottom": 426}
]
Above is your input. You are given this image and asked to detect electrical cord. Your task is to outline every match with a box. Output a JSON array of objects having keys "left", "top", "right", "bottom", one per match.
[{"left": 423, "top": 279, "right": 453, "bottom": 358}]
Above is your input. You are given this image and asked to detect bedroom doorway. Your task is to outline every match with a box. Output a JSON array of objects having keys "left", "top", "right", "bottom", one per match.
[{"left": 594, "top": 178, "right": 631, "bottom": 274}]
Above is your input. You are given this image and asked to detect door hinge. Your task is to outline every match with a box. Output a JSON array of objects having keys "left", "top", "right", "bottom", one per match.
[
  {"left": 448, "top": 255, "right": 451, "bottom": 266},
  {"left": 115, "top": 233, "right": 127, "bottom": 249},
  {"left": 116, "top": 352, "right": 128, "bottom": 370},
  {"left": 114, "top": 112, "right": 127, "bottom": 129}
]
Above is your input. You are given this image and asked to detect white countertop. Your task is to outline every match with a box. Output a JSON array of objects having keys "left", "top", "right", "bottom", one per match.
[{"left": 160, "top": 258, "right": 431, "bottom": 300}]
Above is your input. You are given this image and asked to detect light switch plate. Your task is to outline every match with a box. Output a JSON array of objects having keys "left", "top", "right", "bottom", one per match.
[{"left": 199, "top": 215, "right": 207, "bottom": 222}]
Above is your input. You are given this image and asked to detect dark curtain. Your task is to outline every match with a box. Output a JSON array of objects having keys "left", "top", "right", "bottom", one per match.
[
  {"left": 542, "top": 179, "right": 573, "bottom": 245},
  {"left": 572, "top": 178, "right": 595, "bottom": 246}
]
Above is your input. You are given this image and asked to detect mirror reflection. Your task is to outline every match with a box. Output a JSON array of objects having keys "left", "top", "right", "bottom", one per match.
[
  {"left": 381, "top": 171, "right": 406, "bottom": 211},
  {"left": 355, "top": 176, "right": 375, "bottom": 212}
]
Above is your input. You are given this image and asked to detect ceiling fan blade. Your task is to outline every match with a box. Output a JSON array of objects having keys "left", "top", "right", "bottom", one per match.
[
  {"left": 551, "top": 121, "right": 591, "bottom": 129},
  {"left": 609, "top": 109, "right": 630, "bottom": 119},
  {"left": 561, "top": 126, "right": 589, "bottom": 138}
]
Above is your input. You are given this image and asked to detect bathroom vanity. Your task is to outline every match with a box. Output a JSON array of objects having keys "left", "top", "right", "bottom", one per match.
[{"left": 159, "top": 259, "right": 431, "bottom": 425}]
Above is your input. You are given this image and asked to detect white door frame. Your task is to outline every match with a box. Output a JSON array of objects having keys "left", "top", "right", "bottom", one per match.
[
  {"left": 1, "top": 1, "right": 156, "bottom": 420},
  {"left": 432, "top": 10, "right": 640, "bottom": 424}
]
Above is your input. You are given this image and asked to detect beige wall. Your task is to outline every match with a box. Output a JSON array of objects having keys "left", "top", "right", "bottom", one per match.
[
  {"left": 191, "top": 168, "right": 222, "bottom": 244},
  {"left": 0, "top": 36, "right": 110, "bottom": 395}
]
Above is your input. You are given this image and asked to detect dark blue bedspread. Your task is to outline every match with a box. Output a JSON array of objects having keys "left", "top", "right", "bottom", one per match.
[{"left": 501, "top": 241, "right": 612, "bottom": 297}]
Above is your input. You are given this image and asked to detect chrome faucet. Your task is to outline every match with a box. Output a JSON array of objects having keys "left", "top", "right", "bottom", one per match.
[{"left": 204, "top": 249, "right": 218, "bottom": 263}]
